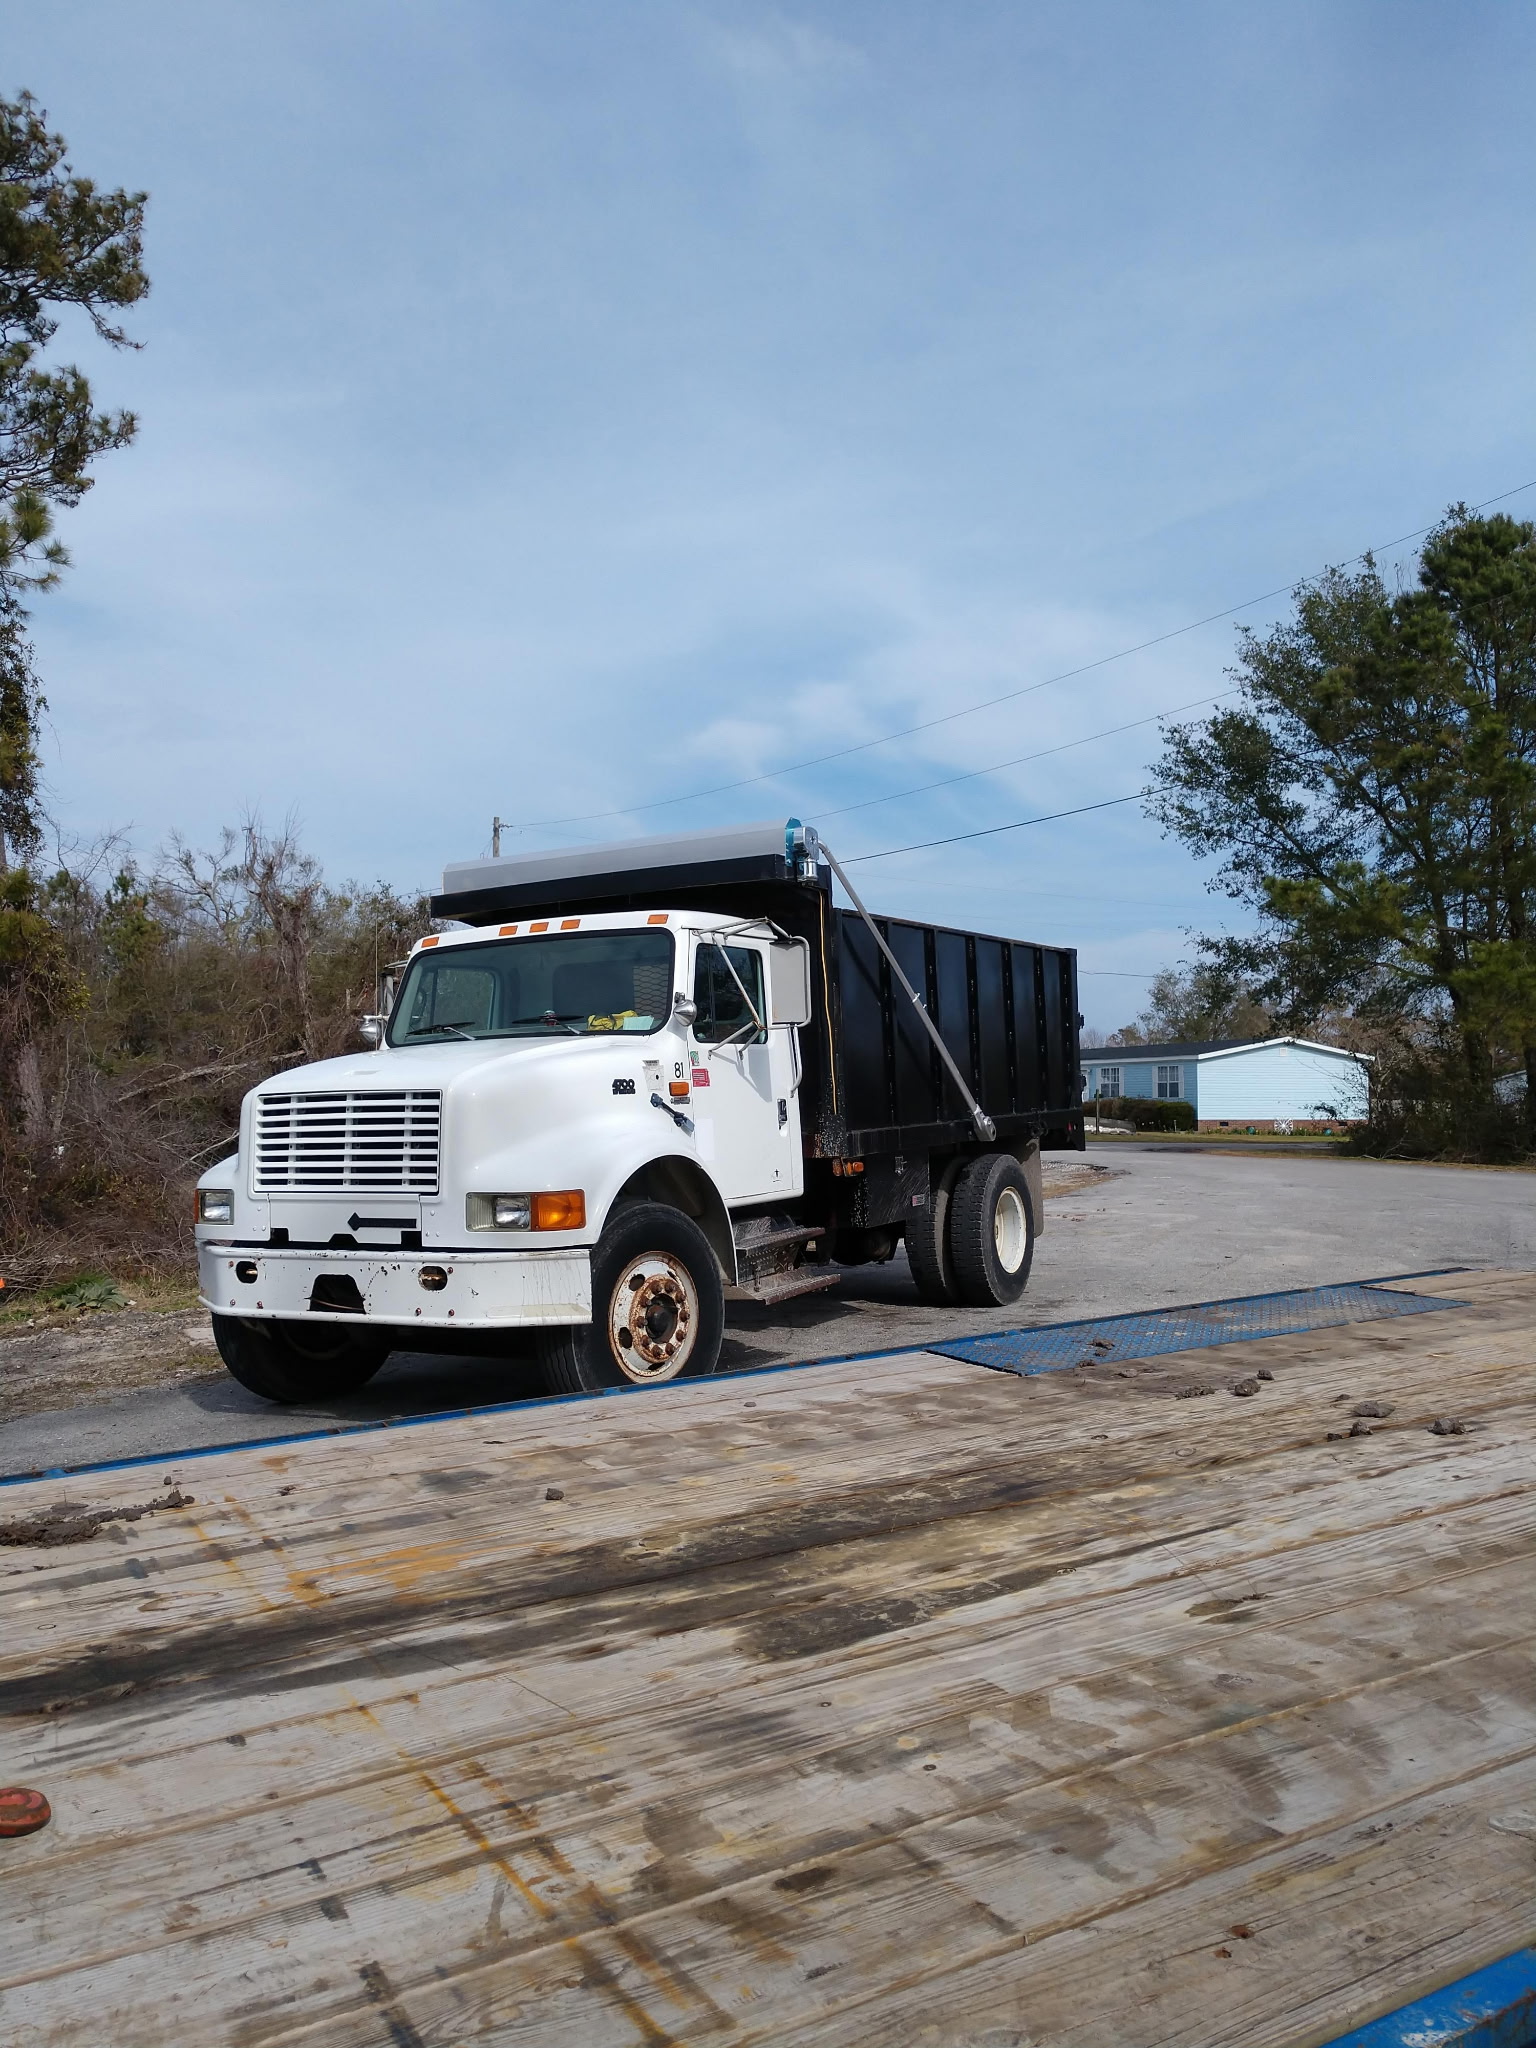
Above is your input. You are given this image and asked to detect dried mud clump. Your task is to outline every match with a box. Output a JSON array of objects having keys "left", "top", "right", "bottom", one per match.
[{"left": 0, "top": 1487, "right": 193, "bottom": 1548}]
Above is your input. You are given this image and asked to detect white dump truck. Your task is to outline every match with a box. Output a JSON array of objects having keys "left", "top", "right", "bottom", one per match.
[{"left": 196, "top": 820, "right": 1083, "bottom": 1398}]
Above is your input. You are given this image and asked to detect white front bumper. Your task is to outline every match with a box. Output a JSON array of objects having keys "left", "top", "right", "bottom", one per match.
[{"left": 197, "top": 1244, "right": 592, "bottom": 1329}]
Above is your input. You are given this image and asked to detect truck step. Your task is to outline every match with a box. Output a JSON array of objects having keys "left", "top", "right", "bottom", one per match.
[
  {"left": 731, "top": 1216, "right": 837, "bottom": 1306},
  {"left": 738, "top": 1266, "right": 843, "bottom": 1307},
  {"left": 732, "top": 1218, "right": 825, "bottom": 1257}
]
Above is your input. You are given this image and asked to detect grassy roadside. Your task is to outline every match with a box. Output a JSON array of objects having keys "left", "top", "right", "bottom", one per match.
[
  {"left": 0, "top": 1270, "right": 200, "bottom": 1336},
  {"left": 1086, "top": 1132, "right": 1536, "bottom": 1171},
  {"left": 1085, "top": 1131, "right": 1346, "bottom": 1152}
]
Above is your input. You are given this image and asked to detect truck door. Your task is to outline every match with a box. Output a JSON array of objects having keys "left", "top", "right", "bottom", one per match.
[{"left": 689, "top": 938, "right": 803, "bottom": 1204}]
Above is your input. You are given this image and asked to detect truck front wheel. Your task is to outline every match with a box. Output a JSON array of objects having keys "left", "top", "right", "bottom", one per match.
[
  {"left": 212, "top": 1316, "right": 390, "bottom": 1403},
  {"left": 947, "top": 1153, "right": 1035, "bottom": 1307},
  {"left": 537, "top": 1202, "right": 725, "bottom": 1394}
]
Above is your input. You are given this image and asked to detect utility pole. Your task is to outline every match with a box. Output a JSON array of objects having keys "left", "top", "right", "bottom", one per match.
[{"left": 492, "top": 817, "right": 503, "bottom": 859}]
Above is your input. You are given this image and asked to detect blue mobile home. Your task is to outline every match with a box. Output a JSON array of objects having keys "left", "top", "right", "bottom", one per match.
[{"left": 1080, "top": 1036, "right": 1370, "bottom": 1130}]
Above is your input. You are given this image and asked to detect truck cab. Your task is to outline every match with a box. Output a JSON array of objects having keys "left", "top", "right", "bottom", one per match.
[{"left": 197, "top": 907, "right": 816, "bottom": 1401}]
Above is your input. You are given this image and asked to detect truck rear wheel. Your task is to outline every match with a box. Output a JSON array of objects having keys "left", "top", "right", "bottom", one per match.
[
  {"left": 212, "top": 1316, "right": 390, "bottom": 1403},
  {"left": 537, "top": 1202, "right": 725, "bottom": 1395},
  {"left": 905, "top": 1158, "right": 964, "bottom": 1306},
  {"left": 947, "top": 1153, "right": 1035, "bottom": 1307}
]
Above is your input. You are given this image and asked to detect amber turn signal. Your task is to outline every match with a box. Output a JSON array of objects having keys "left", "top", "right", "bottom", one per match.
[
  {"left": 668, "top": 1080, "right": 690, "bottom": 1099},
  {"left": 532, "top": 1190, "right": 586, "bottom": 1231}
]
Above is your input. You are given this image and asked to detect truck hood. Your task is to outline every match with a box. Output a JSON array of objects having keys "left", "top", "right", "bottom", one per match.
[
  {"left": 251, "top": 1033, "right": 673, "bottom": 1098},
  {"left": 236, "top": 1030, "right": 698, "bottom": 1248}
]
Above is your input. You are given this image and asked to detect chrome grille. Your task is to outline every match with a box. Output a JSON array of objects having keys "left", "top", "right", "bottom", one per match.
[{"left": 254, "top": 1091, "right": 441, "bottom": 1193}]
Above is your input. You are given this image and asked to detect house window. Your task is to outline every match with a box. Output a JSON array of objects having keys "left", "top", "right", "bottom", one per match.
[
  {"left": 1098, "top": 1066, "right": 1121, "bottom": 1097},
  {"left": 1156, "top": 1064, "right": 1183, "bottom": 1099}
]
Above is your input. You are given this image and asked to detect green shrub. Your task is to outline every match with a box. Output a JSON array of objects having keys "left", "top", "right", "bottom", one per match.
[
  {"left": 47, "top": 1273, "right": 129, "bottom": 1312},
  {"left": 1343, "top": 1045, "right": 1533, "bottom": 1163},
  {"left": 1094, "top": 1095, "right": 1196, "bottom": 1132}
]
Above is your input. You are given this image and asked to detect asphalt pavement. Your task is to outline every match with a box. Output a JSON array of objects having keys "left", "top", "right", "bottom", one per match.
[{"left": 4, "top": 1147, "right": 1532, "bottom": 1475}]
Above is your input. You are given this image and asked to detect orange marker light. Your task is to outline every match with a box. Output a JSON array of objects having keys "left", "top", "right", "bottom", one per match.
[
  {"left": 420, "top": 935, "right": 440, "bottom": 949},
  {"left": 647, "top": 913, "right": 668, "bottom": 925},
  {"left": 532, "top": 1190, "right": 586, "bottom": 1232},
  {"left": 669, "top": 1080, "right": 690, "bottom": 1099},
  {"left": 530, "top": 920, "right": 549, "bottom": 933},
  {"left": 560, "top": 918, "right": 580, "bottom": 930},
  {"left": 499, "top": 923, "right": 518, "bottom": 937}
]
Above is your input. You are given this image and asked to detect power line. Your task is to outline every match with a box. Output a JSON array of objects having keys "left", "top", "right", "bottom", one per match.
[
  {"left": 515, "top": 475, "right": 1536, "bottom": 833},
  {"left": 816, "top": 689, "right": 1238, "bottom": 820},
  {"left": 840, "top": 792, "right": 1142, "bottom": 864}
]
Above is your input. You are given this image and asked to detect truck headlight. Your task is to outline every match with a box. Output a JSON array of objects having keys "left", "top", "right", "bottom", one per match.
[
  {"left": 197, "top": 1189, "right": 234, "bottom": 1225},
  {"left": 466, "top": 1191, "right": 585, "bottom": 1231},
  {"left": 467, "top": 1193, "right": 531, "bottom": 1231}
]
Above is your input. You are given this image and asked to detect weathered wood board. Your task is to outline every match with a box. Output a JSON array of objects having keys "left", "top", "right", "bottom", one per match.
[{"left": 2, "top": 1270, "right": 1533, "bottom": 2047}]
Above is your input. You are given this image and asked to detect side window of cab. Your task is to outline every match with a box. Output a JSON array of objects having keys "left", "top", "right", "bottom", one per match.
[{"left": 692, "top": 944, "right": 766, "bottom": 1045}]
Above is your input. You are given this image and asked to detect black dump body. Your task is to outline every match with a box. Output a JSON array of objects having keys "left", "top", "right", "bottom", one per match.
[
  {"left": 432, "top": 837, "right": 1084, "bottom": 1177},
  {"left": 816, "top": 903, "right": 1081, "bottom": 1160}
]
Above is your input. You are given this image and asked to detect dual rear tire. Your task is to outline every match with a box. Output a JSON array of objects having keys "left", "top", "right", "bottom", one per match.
[{"left": 907, "top": 1151, "right": 1035, "bottom": 1309}]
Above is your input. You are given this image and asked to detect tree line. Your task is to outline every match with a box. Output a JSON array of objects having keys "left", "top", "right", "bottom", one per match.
[{"left": 4, "top": 825, "right": 429, "bottom": 1278}]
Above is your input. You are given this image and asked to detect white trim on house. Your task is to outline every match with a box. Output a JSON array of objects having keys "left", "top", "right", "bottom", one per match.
[{"left": 1194, "top": 1036, "right": 1374, "bottom": 1066}]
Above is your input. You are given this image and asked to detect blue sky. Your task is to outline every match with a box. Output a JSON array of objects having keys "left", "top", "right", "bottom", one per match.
[{"left": 6, "top": 1, "right": 1536, "bottom": 1028}]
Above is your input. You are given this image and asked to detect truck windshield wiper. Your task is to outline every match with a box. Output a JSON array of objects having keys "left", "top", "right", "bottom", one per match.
[
  {"left": 504, "top": 1013, "right": 584, "bottom": 1036},
  {"left": 407, "top": 1020, "right": 477, "bottom": 1041}
]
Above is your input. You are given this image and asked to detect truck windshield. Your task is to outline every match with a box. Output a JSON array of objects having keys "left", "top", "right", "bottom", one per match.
[{"left": 387, "top": 930, "right": 675, "bottom": 1044}]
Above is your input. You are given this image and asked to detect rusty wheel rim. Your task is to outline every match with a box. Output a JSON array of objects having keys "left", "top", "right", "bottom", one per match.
[{"left": 608, "top": 1253, "right": 699, "bottom": 1382}]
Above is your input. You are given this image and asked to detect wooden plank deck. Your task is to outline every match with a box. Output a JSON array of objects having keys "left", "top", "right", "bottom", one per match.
[{"left": 1, "top": 1269, "right": 1533, "bottom": 2048}]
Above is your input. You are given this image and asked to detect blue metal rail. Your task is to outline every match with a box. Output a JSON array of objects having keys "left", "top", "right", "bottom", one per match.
[{"left": 1321, "top": 1945, "right": 1536, "bottom": 2047}]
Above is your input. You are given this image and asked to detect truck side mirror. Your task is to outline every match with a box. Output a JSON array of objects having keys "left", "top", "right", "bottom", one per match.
[
  {"left": 358, "top": 1015, "right": 385, "bottom": 1048},
  {"left": 671, "top": 991, "right": 698, "bottom": 1026},
  {"left": 768, "top": 938, "right": 813, "bottom": 1027}
]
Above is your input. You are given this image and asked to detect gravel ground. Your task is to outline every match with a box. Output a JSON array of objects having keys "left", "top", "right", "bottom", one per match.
[
  {"left": 1, "top": 1147, "right": 1531, "bottom": 1473},
  {"left": 0, "top": 1308, "right": 219, "bottom": 1425}
]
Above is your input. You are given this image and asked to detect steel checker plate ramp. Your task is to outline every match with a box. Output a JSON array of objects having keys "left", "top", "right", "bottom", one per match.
[
  {"left": 929, "top": 1281, "right": 1468, "bottom": 1376},
  {"left": 1319, "top": 1941, "right": 1536, "bottom": 2047}
]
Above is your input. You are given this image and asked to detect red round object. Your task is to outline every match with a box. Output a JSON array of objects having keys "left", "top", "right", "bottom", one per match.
[{"left": 0, "top": 1787, "right": 51, "bottom": 1837}]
